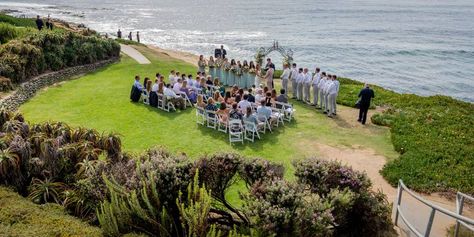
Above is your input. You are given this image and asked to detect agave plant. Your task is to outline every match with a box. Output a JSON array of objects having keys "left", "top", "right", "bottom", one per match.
[
  {"left": 75, "top": 158, "right": 98, "bottom": 179},
  {"left": 0, "top": 148, "right": 21, "bottom": 184},
  {"left": 2, "top": 120, "right": 29, "bottom": 138},
  {"left": 28, "top": 177, "right": 66, "bottom": 204},
  {"left": 0, "top": 110, "right": 12, "bottom": 128},
  {"left": 62, "top": 188, "right": 96, "bottom": 219},
  {"left": 100, "top": 133, "right": 122, "bottom": 163}
]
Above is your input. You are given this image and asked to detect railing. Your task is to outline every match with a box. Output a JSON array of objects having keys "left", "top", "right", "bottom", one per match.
[
  {"left": 394, "top": 180, "right": 474, "bottom": 237},
  {"left": 454, "top": 192, "right": 474, "bottom": 236}
]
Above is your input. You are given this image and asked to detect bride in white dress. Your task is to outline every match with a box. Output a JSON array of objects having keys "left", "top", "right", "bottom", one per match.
[{"left": 255, "top": 64, "right": 263, "bottom": 88}]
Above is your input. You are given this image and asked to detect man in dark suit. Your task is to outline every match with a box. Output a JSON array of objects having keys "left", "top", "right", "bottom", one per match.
[
  {"left": 35, "top": 15, "right": 44, "bottom": 31},
  {"left": 264, "top": 58, "right": 275, "bottom": 71},
  {"left": 357, "top": 84, "right": 375, "bottom": 125},
  {"left": 214, "top": 45, "right": 227, "bottom": 59}
]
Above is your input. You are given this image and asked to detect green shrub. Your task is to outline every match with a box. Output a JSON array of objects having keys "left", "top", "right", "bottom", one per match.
[
  {"left": 0, "top": 14, "right": 36, "bottom": 28},
  {"left": 0, "top": 28, "right": 120, "bottom": 83}
]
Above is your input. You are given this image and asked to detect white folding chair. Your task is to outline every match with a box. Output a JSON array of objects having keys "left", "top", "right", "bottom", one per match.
[
  {"left": 271, "top": 107, "right": 285, "bottom": 127},
  {"left": 217, "top": 114, "right": 228, "bottom": 133},
  {"left": 229, "top": 120, "right": 244, "bottom": 145},
  {"left": 243, "top": 120, "right": 261, "bottom": 142},
  {"left": 141, "top": 91, "right": 149, "bottom": 105},
  {"left": 159, "top": 94, "right": 176, "bottom": 112},
  {"left": 275, "top": 101, "right": 295, "bottom": 122},
  {"left": 179, "top": 92, "right": 193, "bottom": 108},
  {"left": 196, "top": 107, "right": 206, "bottom": 125},
  {"left": 206, "top": 110, "right": 218, "bottom": 129},
  {"left": 257, "top": 115, "right": 272, "bottom": 133}
]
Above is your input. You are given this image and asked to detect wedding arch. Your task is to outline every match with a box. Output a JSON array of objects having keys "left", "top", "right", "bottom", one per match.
[{"left": 254, "top": 41, "right": 294, "bottom": 67}]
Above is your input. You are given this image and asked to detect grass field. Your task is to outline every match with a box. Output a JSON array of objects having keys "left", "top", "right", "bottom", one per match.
[{"left": 19, "top": 45, "right": 397, "bottom": 180}]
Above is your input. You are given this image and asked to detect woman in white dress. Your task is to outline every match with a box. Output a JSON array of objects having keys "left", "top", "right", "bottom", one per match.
[
  {"left": 198, "top": 55, "right": 206, "bottom": 73},
  {"left": 255, "top": 63, "right": 263, "bottom": 88}
]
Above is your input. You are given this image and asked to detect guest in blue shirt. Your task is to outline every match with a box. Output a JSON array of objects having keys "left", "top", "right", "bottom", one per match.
[
  {"left": 205, "top": 98, "right": 218, "bottom": 118},
  {"left": 257, "top": 99, "right": 272, "bottom": 121}
]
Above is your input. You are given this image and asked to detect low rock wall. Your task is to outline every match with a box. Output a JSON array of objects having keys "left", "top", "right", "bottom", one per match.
[{"left": 0, "top": 58, "right": 119, "bottom": 111}]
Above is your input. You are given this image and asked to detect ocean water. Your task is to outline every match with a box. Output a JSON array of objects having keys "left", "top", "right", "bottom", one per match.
[{"left": 1, "top": 0, "right": 473, "bottom": 102}]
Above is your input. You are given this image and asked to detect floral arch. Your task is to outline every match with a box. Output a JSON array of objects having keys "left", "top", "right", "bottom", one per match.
[{"left": 254, "top": 41, "right": 294, "bottom": 67}]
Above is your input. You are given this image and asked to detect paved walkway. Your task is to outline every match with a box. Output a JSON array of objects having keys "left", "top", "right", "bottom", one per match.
[{"left": 120, "top": 44, "right": 151, "bottom": 64}]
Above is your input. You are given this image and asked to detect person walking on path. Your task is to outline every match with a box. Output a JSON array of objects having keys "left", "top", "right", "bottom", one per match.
[
  {"left": 357, "top": 83, "right": 375, "bottom": 124},
  {"left": 136, "top": 31, "right": 140, "bottom": 43},
  {"left": 35, "top": 15, "right": 44, "bottom": 31},
  {"left": 128, "top": 32, "right": 133, "bottom": 41},
  {"left": 117, "top": 29, "right": 122, "bottom": 39}
]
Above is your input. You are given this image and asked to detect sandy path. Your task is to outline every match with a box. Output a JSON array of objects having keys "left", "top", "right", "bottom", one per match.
[
  {"left": 312, "top": 107, "right": 474, "bottom": 236},
  {"left": 120, "top": 44, "right": 151, "bottom": 64}
]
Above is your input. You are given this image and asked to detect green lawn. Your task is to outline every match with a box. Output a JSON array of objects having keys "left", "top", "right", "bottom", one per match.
[{"left": 19, "top": 45, "right": 397, "bottom": 179}]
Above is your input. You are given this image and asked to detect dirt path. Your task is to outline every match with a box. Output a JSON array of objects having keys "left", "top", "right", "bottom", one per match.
[
  {"left": 313, "top": 107, "right": 473, "bottom": 236},
  {"left": 120, "top": 44, "right": 151, "bottom": 64}
]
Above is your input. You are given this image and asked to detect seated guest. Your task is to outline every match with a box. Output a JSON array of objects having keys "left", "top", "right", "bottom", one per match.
[
  {"left": 187, "top": 74, "right": 194, "bottom": 87},
  {"left": 247, "top": 88, "right": 255, "bottom": 103},
  {"left": 216, "top": 102, "right": 230, "bottom": 123},
  {"left": 168, "top": 70, "right": 176, "bottom": 84},
  {"left": 257, "top": 99, "right": 272, "bottom": 121},
  {"left": 265, "top": 92, "right": 274, "bottom": 106},
  {"left": 196, "top": 94, "right": 206, "bottom": 108},
  {"left": 143, "top": 77, "right": 150, "bottom": 90},
  {"left": 205, "top": 98, "right": 218, "bottom": 117},
  {"left": 224, "top": 91, "right": 234, "bottom": 104},
  {"left": 243, "top": 106, "right": 259, "bottom": 126},
  {"left": 271, "top": 89, "right": 277, "bottom": 102},
  {"left": 130, "top": 75, "right": 143, "bottom": 102},
  {"left": 255, "top": 88, "right": 264, "bottom": 104},
  {"left": 230, "top": 85, "right": 239, "bottom": 97},
  {"left": 234, "top": 94, "right": 242, "bottom": 104},
  {"left": 238, "top": 94, "right": 251, "bottom": 114},
  {"left": 158, "top": 82, "right": 164, "bottom": 94},
  {"left": 276, "top": 89, "right": 289, "bottom": 108},
  {"left": 214, "top": 78, "right": 226, "bottom": 96},
  {"left": 206, "top": 76, "right": 214, "bottom": 87},
  {"left": 155, "top": 73, "right": 161, "bottom": 81},
  {"left": 159, "top": 75, "right": 165, "bottom": 84},
  {"left": 263, "top": 86, "right": 269, "bottom": 95},
  {"left": 180, "top": 81, "right": 197, "bottom": 103},
  {"left": 145, "top": 78, "right": 152, "bottom": 95},
  {"left": 149, "top": 79, "right": 159, "bottom": 107},
  {"left": 173, "top": 78, "right": 182, "bottom": 94},
  {"left": 214, "top": 91, "right": 225, "bottom": 103},
  {"left": 229, "top": 102, "right": 243, "bottom": 120},
  {"left": 238, "top": 88, "right": 244, "bottom": 97},
  {"left": 164, "top": 84, "right": 185, "bottom": 109}
]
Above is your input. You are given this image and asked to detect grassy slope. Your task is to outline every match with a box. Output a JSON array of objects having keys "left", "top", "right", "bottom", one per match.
[
  {"left": 19, "top": 45, "right": 396, "bottom": 179},
  {"left": 0, "top": 187, "right": 102, "bottom": 237}
]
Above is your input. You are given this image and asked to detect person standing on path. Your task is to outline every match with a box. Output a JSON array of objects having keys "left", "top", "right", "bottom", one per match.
[
  {"left": 280, "top": 64, "right": 291, "bottom": 95},
  {"left": 136, "top": 31, "right": 140, "bottom": 43},
  {"left": 312, "top": 68, "right": 321, "bottom": 107},
  {"left": 357, "top": 84, "right": 375, "bottom": 125},
  {"left": 128, "top": 32, "right": 132, "bottom": 41},
  {"left": 117, "top": 29, "right": 122, "bottom": 39},
  {"left": 35, "top": 15, "right": 44, "bottom": 31}
]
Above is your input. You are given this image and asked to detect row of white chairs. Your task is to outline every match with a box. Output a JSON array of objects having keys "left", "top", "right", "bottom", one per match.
[
  {"left": 196, "top": 101, "right": 295, "bottom": 144},
  {"left": 141, "top": 90, "right": 195, "bottom": 112}
]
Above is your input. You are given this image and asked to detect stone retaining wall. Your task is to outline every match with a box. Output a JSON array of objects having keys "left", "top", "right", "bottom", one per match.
[{"left": 0, "top": 57, "right": 119, "bottom": 111}]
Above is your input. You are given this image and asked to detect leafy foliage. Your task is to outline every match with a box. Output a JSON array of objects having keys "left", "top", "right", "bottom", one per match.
[
  {"left": 338, "top": 77, "right": 474, "bottom": 194},
  {"left": 0, "top": 20, "right": 120, "bottom": 83}
]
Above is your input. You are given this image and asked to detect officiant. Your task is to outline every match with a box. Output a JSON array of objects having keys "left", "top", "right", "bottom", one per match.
[
  {"left": 214, "top": 45, "right": 227, "bottom": 59},
  {"left": 264, "top": 58, "right": 275, "bottom": 71}
]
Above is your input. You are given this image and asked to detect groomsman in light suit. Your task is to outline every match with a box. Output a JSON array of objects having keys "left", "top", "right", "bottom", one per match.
[
  {"left": 318, "top": 72, "right": 328, "bottom": 110},
  {"left": 280, "top": 64, "right": 291, "bottom": 94},
  {"left": 312, "top": 68, "right": 321, "bottom": 107},
  {"left": 290, "top": 63, "right": 298, "bottom": 99},
  {"left": 303, "top": 68, "right": 312, "bottom": 103},
  {"left": 296, "top": 68, "right": 304, "bottom": 101}
]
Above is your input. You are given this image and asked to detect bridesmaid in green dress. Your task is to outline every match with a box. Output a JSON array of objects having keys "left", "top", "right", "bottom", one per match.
[
  {"left": 223, "top": 58, "right": 231, "bottom": 86},
  {"left": 242, "top": 60, "right": 250, "bottom": 88},
  {"left": 215, "top": 57, "right": 222, "bottom": 83},
  {"left": 236, "top": 61, "right": 243, "bottom": 88},
  {"left": 248, "top": 61, "right": 256, "bottom": 88},
  {"left": 208, "top": 56, "right": 215, "bottom": 80},
  {"left": 198, "top": 55, "right": 206, "bottom": 73},
  {"left": 228, "top": 59, "right": 236, "bottom": 86}
]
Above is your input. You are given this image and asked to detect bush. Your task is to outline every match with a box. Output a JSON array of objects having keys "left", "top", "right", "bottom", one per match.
[
  {"left": 0, "top": 14, "right": 36, "bottom": 28},
  {"left": 339, "top": 77, "right": 474, "bottom": 194},
  {"left": 0, "top": 76, "right": 13, "bottom": 91},
  {"left": 239, "top": 157, "right": 284, "bottom": 187},
  {"left": 0, "top": 27, "right": 120, "bottom": 83},
  {"left": 0, "top": 22, "right": 27, "bottom": 44}
]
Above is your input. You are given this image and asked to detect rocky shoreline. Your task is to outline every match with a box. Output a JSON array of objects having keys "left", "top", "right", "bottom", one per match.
[{"left": 0, "top": 57, "right": 119, "bottom": 111}]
